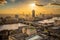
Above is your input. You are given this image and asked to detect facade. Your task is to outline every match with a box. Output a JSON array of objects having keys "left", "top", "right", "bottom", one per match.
[
  {"left": 9, "top": 33, "right": 28, "bottom": 40},
  {"left": 22, "top": 26, "right": 37, "bottom": 36},
  {"left": 26, "top": 35, "right": 43, "bottom": 40},
  {"left": 0, "top": 30, "right": 9, "bottom": 40}
]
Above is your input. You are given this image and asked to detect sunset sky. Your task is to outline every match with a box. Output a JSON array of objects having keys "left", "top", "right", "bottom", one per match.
[{"left": 0, "top": 0, "right": 60, "bottom": 14}]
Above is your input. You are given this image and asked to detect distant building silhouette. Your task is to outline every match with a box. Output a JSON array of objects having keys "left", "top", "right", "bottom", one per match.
[
  {"left": 15, "top": 15, "right": 19, "bottom": 19},
  {"left": 14, "top": 15, "right": 19, "bottom": 22},
  {"left": 32, "top": 10, "right": 35, "bottom": 17}
]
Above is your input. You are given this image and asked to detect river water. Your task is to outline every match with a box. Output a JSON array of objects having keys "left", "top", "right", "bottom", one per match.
[{"left": 0, "top": 23, "right": 27, "bottom": 31}]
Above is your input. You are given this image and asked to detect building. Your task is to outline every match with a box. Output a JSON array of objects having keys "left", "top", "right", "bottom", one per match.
[
  {"left": 15, "top": 15, "right": 19, "bottom": 21},
  {"left": 26, "top": 35, "right": 43, "bottom": 40},
  {"left": 9, "top": 33, "right": 28, "bottom": 40},
  {"left": 0, "top": 30, "right": 9, "bottom": 40},
  {"left": 22, "top": 26, "right": 37, "bottom": 36},
  {"left": 32, "top": 10, "right": 35, "bottom": 17}
]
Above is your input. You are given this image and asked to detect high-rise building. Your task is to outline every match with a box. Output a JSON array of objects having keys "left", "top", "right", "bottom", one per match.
[{"left": 32, "top": 10, "right": 35, "bottom": 17}]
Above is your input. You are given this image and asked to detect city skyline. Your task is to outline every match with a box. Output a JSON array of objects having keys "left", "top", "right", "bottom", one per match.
[{"left": 0, "top": 0, "right": 60, "bottom": 14}]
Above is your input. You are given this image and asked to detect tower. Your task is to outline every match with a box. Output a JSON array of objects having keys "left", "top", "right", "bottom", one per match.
[
  {"left": 32, "top": 10, "right": 35, "bottom": 17},
  {"left": 15, "top": 15, "right": 19, "bottom": 21}
]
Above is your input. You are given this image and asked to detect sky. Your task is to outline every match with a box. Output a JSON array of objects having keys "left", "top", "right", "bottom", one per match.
[{"left": 0, "top": 0, "right": 60, "bottom": 14}]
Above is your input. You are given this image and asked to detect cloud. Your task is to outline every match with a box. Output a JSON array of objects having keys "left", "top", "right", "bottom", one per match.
[
  {"left": 55, "top": 0, "right": 60, "bottom": 4},
  {"left": 10, "top": 0, "right": 15, "bottom": 3},
  {"left": 0, "top": 0, "right": 7, "bottom": 5},
  {"left": 35, "top": 0, "right": 60, "bottom": 6},
  {"left": 49, "top": 0, "right": 60, "bottom": 5},
  {"left": 35, "top": 0, "right": 52, "bottom": 5}
]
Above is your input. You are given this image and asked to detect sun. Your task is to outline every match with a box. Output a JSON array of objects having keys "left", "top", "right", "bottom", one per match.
[
  {"left": 30, "top": 3, "right": 36, "bottom": 10},
  {"left": 30, "top": 3, "right": 35, "bottom": 7}
]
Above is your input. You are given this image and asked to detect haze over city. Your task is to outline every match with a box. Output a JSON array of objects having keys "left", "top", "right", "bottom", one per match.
[
  {"left": 0, "top": 0, "right": 60, "bottom": 40},
  {"left": 0, "top": 0, "right": 60, "bottom": 14}
]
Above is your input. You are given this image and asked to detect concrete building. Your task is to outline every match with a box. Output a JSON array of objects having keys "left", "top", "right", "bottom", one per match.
[
  {"left": 9, "top": 33, "right": 28, "bottom": 40},
  {"left": 26, "top": 35, "right": 43, "bottom": 40},
  {"left": 0, "top": 30, "right": 9, "bottom": 40},
  {"left": 22, "top": 26, "right": 37, "bottom": 36}
]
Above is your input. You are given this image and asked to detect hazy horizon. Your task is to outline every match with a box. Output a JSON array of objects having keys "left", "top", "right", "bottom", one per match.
[{"left": 0, "top": 0, "right": 60, "bottom": 14}]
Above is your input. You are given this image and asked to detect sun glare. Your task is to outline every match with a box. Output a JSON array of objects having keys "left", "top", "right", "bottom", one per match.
[
  {"left": 31, "top": 3, "right": 35, "bottom": 7},
  {"left": 30, "top": 3, "right": 36, "bottom": 10}
]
